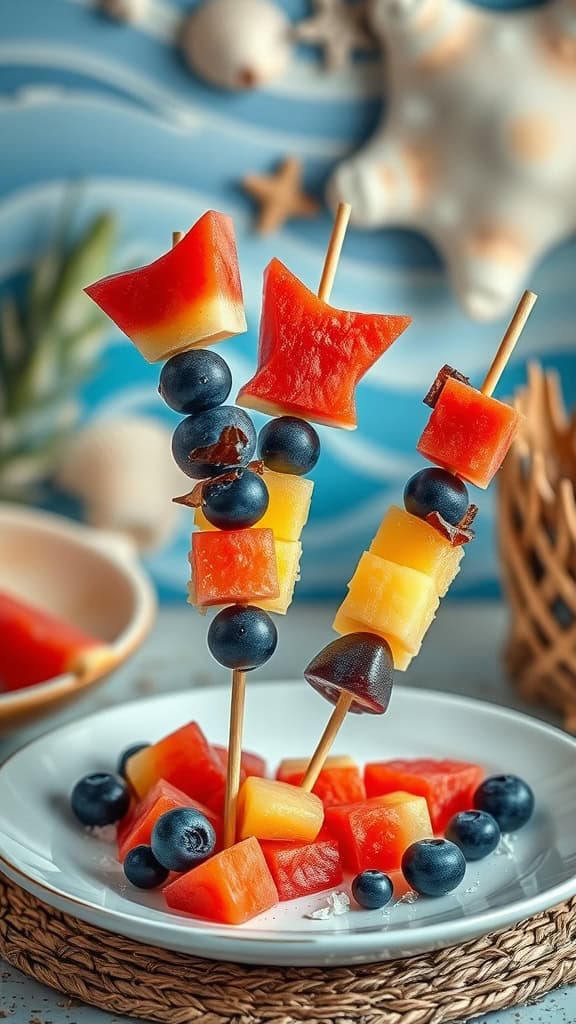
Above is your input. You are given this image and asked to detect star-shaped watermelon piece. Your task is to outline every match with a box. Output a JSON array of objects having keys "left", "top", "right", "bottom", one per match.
[{"left": 237, "top": 259, "right": 411, "bottom": 429}]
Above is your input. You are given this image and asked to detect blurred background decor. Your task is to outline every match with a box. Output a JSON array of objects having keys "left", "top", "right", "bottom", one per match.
[
  {"left": 498, "top": 363, "right": 576, "bottom": 729},
  {"left": 0, "top": 210, "right": 115, "bottom": 501},
  {"left": 1, "top": 0, "right": 575, "bottom": 605}
]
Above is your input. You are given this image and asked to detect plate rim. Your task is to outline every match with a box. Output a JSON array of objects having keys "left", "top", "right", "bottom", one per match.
[{"left": 2, "top": 683, "right": 576, "bottom": 961}]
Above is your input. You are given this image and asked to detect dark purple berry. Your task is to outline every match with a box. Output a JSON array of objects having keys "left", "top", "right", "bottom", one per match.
[
  {"left": 207, "top": 605, "right": 278, "bottom": 671},
  {"left": 258, "top": 416, "right": 320, "bottom": 475},
  {"left": 404, "top": 468, "right": 469, "bottom": 526},
  {"left": 159, "top": 349, "right": 232, "bottom": 414},
  {"left": 304, "top": 633, "right": 394, "bottom": 715}
]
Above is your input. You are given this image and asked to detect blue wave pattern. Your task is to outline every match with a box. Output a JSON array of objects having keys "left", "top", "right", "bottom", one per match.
[{"left": 1, "top": 0, "right": 575, "bottom": 603}]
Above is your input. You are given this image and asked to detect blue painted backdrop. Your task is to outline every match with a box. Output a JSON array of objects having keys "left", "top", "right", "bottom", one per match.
[{"left": 1, "top": 0, "right": 575, "bottom": 602}]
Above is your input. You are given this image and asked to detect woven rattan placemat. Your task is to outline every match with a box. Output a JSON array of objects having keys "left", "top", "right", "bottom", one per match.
[{"left": 2, "top": 875, "right": 576, "bottom": 1024}]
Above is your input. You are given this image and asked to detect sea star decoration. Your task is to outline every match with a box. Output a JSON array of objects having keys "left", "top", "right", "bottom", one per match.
[
  {"left": 328, "top": 0, "right": 576, "bottom": 320},
  {"left": 237, "top": 258, "right": 411, "bottom": 428},
  {"left": 294, "top": 0, "right": 376, "bottom": 70},
  {"left": 243, "top": 157, "right": 320, "bottom": 234}
]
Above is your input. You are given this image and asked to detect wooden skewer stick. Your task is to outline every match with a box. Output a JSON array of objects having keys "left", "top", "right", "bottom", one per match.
[
  {"left": 317, "top": 202, "right": 352, "bottom": 304},
  {"left": 301, "top": 691, "right": 353, "bottom": 792},
  {"left": 299, "top": 204, "right": 355, "bottom": 795},
  {"left": 223, "top": 204, "right": 353, "bottom": 837},
  {"left": 481, "top": 290, "right": 538, "bottom": 397},
  {"left": 223, "top": 669, "right": 248, "bottom": 848}
]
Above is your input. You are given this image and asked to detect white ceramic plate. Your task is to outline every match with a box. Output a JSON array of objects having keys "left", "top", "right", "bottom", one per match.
[{"left": 0, "top": 684, "right": 575, "bottom": 966}]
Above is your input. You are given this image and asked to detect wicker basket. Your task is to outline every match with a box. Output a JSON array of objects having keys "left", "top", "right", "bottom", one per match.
[{"left": 497, "top": 362, "right": 576, "bottom": 730}]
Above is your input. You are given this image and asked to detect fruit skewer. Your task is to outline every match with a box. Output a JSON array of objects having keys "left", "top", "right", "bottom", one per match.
[
  {"left": 221, "top": 202, "right": 352, "bottom": 847},
  {"left": 300, "top": 289, "right": 538, "bottom": 794}
]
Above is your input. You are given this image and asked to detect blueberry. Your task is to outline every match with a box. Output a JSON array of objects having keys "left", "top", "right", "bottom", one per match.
[
  {"left": 71, "top": 772, "right": 130, "bottom": 827},
  {"left": 404, "top": 468, "right": 469, "bottom": 526},
  {"left": 117, "top": 743, "right": 149, "bottom": 780},
  {"left": 402, "top": 839, "right": 466, "bottom": 897},
  {"left": 207, "top": 605, "right": 278, "bottom": 670},
  {"left": 202, "top": 470, "right": 269, "bottom": 530},
  {"left": 159, "top": 349, "right": 232, "bottom": 414},
  {"left": 172, "top": 406, "right": 257, "bottom": 480},
  {"left": 352, "top": 870, "right": 394, "bottom": 909},
  {"left": 151, "top": 807, "right": 216, "bottom": 872},
  {"left": 474, "top": 774, "right": 534, "bottom": 833},
  {"left": 258, "top": 416, "right": 320, "bottom": 476},
  {"left": 445, "top": 810, "right": 501, "bottom": 861},
  {"left": 123, "top": 844, "right": 169, "bottom": 889}
]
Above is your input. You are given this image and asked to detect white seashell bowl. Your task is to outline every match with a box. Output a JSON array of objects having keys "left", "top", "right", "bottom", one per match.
[{"left": 0, "top": 504, "right": 156, "bottom": 731}]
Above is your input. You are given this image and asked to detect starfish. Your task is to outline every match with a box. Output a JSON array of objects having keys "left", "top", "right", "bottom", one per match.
[
  {"left": 243, "top": 157, "right": 320, "bottom": 235},
  {"left": 294, "top": 0, "right": 376, "bottom": 70},
  {"left": 237, "top": 258, "right": 411, "bottom": 429},
  {"left": 328, "top": 0, "right": 576, "bottom": 321}
]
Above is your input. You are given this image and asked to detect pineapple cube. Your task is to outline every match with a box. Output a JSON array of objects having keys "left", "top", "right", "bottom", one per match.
[
  {"left": 337, "top": 551, "right": 439, "bottom": 654},
  {"left": 370, "top": 506, "right": 463, "bottom": 597},
  {"left": 195, "top": 470, "right": 313, "bottom": 543},
  {"left": 332, "top": 607, "right": 414, "bottom": 671},
  {"left": 257, "top": 540, "right": 302, "bottom": 615}
]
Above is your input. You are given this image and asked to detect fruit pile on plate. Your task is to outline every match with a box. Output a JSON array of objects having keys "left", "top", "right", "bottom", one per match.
[{"left": 69, "top": 720, "right": 535, "bottom": 924}]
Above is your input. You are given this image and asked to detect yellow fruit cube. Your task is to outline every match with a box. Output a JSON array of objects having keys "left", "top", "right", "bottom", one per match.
[
  {"left": 237, "top": 777, "right": 324, "bottom": 842},
  {"left": 194, "top": 470, "right": 313, "bottom": 543},
  {"left": 256, "top": 539, "right": 301, "bottom": 615},
  {"left": 332, "top": 607, "right": 414, "bottom": 671},
  {"left": 337, "top": 551, "right": 439, "bottom": 654},
  {"left": 370, "top": 506, "right": 463, "bottom": 597}
]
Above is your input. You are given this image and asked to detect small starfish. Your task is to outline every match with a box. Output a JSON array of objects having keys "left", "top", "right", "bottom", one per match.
[
  {"left": 243, "top": 157, "right": 320, "bottom": 235},
  {"left": 294, "top": 0, "right": 375, "bottom": 71}
]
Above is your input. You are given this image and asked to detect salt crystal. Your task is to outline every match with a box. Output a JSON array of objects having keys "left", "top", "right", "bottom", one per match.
[
  {"left": 306, "top": 891, "right": 350, "bottom": 920},
  {"left": 393, "top": 889, "right": 418, "bottom": 906},
  {"left": 86, "top": 824, "right": 117, "bottom": 842},
  {"left": 495, "top": 835, "right": 516, "bottom": 857},
  {"left": 464, "top": 879, "right": 480, "bottom": 895}
]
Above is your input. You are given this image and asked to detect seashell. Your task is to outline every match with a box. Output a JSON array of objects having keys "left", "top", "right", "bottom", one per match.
[
  {"left": 56, "top": 416, "right": 187, "bottom": 552},
  {"left": 180, "top": 0, "right": 292, "bottom": 91}
]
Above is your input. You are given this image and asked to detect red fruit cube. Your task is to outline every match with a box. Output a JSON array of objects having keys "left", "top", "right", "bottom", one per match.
[
  {"left": 0, "top": 590, "right": 103, "bottom": 691},
  {"left": 324, "top": 793, "right": 432, "bottom": 873},
  {"left": 85, "top": 210, "right": 246, "bottom": 362},
  {"left": 189, "top": 529, "right": 279, "bottom": 608},
  {"left": 364, "top": 759, "right": 485, "bottom": 832},
  {"left": 260, "top": 837, "right": 342, "bottom": 901},
  {"left": 276, "top": 755, "right": 366, "bottom": 808},
  {"left": 214, "top": 745, "right": 267, "bottom": 779},
  {"left": 417, "top": 376, "right": 519, "bottom": 489},
  {"left": 164, "top": 837, "right": 278, "bottom": 924},
  {"left": 117, "top": 779, "right": 223, "bottom": 862},
  {"left": 125, "top": 721, "right": 227, "bottom": 812}
]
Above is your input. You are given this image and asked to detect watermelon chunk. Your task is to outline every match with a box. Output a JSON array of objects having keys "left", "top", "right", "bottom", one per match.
[
  {"left": 189, "top": 528, "right": 279, "bottom": 608},
  {"left": 117, "top": 779, "right": 223, "bottom": 862},
  {"left": 237, "top": 259, "right": 411, "bottom": 430},
  {"left": 364, "top": 759, "right": 485, "bottom": 832},
  {"left": 85, "top": 210, "right": 246, "bottom": 362},
  {"left": 276, "top": 756, "right": 366, "bottom": 808},
  {"left": 324, "top": 792, "right": 433, "bottom": 873},
  {"left": 164, "top": 837, "right": 278, "bottom": 924},
  {"left": 125, "top": 721, "right": 227, "bottom": 813},
  {"left": 417, "top": 376, "right": 519, "bottom": 489},
  {"left": 260, "top": 837, "right": 342, "bottom": 901},
  {"left": 0, "top": 590, "right": 103, "bottom": 692},
  {"left": 214, "top": 746, "right": 267, "bottom": 779}
]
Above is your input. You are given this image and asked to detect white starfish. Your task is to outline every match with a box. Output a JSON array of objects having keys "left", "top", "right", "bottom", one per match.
[
  {"left": 294, "top": 0, "right": 376, "bottom": 70},
  {"left": 328, "top": 0, "right": 576, "bottom": 320}
]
